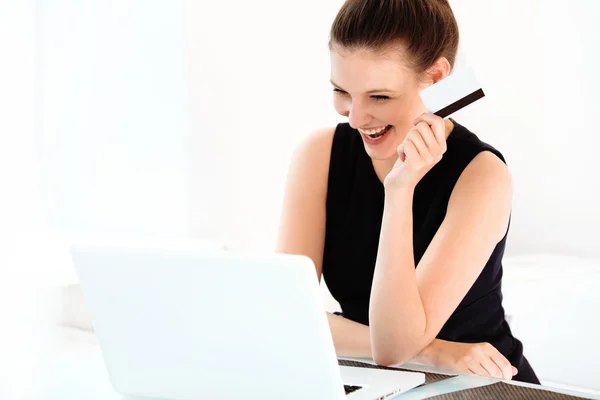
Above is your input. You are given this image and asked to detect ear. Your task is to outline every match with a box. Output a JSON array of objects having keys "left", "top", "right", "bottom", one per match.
[{"left": 426, "top": 56, "right": 452, "bottom": 84}]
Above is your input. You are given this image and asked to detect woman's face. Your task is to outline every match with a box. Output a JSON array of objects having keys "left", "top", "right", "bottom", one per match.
[{"left": 330, "top": 47, "right": 431, "bottom": 161}]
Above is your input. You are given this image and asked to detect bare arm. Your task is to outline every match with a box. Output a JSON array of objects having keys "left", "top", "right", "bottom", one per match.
[
  {"left": 274, "top": 127, "right": 363, "bottom": 356},
  {"left": 275, "top": 127, "right": 379, "bottom": 358},
  {"left": 326, "top": 313, "right": 372, "bottom": 358},
  {"left": 369, "top": 150, "right": 513, "bottom": 366},
  {"left": 275, "top": 127, "right": 332, "bottom": 279},
  {"left": 329, "top": 311, "right": 516, "bottom": 380},
  {"left": 327, "top": 312, "right": 439, "bottom": 364}
]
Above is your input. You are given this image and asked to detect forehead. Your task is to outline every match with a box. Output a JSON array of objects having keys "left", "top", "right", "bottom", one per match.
[{"left": 330, "top": 48, "right": 415, "bottom": 92}]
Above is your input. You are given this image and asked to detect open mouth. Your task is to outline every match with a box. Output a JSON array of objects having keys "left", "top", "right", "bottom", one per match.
[{"left": 359, "top": 125, "right": 393, "bottom": 141}]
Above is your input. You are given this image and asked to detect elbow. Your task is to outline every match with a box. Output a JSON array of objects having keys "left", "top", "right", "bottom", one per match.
[
  {"left": 372, "top": 353, "right": 406, "bottom": 368},
  {"left": 371, "top": 336, "right": 428, "bottom": 367},
  {"left": 369, "top": 311, "right": 430, "bottom": 366},
  {"left": 372, "top": 348, "right": 414, "bottom": 368}
]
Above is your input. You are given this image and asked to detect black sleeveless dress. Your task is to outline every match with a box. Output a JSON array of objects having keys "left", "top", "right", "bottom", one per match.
[{"left": 321, "top": 119, "right": 539, "bottom": 384}]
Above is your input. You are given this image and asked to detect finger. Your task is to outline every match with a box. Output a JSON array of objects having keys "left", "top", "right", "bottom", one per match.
[
  {"left": 402, "top": 139, "right": 419, "bottom": 165},
  {"left": 412, "top": 121, "right": 440, "bottom": 157},
  {"left": 466, "top": 362, "right": 489, "bottom": 378},
  {"left": 396, "top": 143, "right": 406, "bottom": 163},
  {"left": 406, "top": 128, "right": 428, "bottom": 158},
  {"left": 512, "top": 366, "right": 519, "bottom": 377},
  {"left": 480, "top": 357, "right": 504, "bottom": 380},
  {"left": 489, "top": 351, "right": 514, "bottom": 380},
  {"left": 414, "top": 113, "right": 446, "bottom": 146}
]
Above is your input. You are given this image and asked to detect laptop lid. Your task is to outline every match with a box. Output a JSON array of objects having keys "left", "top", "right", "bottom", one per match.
[{"left": 71, "top": 244, "right": 346, "bottom": 400}]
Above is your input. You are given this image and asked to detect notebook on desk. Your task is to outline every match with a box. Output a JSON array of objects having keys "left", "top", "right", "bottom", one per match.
[
  {"left": 71, "top": 243, "right": 426, "bottom": 399},
  {"left": 338, "top": 359, "right": 456, "bottom": 386}
]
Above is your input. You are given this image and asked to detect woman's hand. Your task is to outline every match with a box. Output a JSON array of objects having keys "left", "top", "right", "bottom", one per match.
[
  {"left": 422, "top": 340, "right": 518, "bottom": 380},
  {"left": 383, "top": 113, "right": 449, "bottom": 191}
]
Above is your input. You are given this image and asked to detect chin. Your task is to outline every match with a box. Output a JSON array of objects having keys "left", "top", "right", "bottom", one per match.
[{"left": 364, "top": 146, "right": 397, "bottom": 161}]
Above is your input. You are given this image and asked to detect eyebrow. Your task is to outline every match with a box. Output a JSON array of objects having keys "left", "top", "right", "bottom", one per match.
[{"left": 330, "top": 79, "right": 395, "bottom": 95}]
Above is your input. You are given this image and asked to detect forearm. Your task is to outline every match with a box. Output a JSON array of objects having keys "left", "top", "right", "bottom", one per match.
[
  {"left": 327, "top": 311, "right": 438, "bottom": 365},
  {"left": 327, "top": 312, "right": 372, "bottom": 358},
  {"left": 369, "top": 187, "right": 428, "bottom": 365}
]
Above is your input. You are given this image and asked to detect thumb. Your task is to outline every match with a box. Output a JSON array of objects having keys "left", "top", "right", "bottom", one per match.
[{"left": 512, "top": 366, "right": 518, "bottom": 376}]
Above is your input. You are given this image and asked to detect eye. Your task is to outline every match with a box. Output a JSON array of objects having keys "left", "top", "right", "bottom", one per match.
[
  {"left": 372, "top": 95, "right": 389, "bottom": 102},
  {"left": 333, "top": 88, "right": 349, "bottom": 96}
]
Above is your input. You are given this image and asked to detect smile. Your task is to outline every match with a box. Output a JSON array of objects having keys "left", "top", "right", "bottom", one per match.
[{"left": 358, "top": 125, "right": 392, "bottom": 140}]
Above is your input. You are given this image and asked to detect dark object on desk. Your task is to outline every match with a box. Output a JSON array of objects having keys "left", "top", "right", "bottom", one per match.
[
  {"left": 424, "top": 381, "right": 590, "bottom": 400},
  {"left": 338, "top": 359, "right": 456, "bottom": 386},
  {"left": 344, "top": 384, "right": 362, "bottom": 394}
]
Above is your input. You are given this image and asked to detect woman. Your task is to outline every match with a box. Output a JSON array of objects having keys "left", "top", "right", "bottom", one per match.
[{"left": 275, "top": 0, "right": 539, "bottom": 384}]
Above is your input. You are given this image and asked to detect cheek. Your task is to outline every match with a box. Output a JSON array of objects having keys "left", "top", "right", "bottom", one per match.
[
  {"left": 379, "top": 104, "right": 405, "bottom": 125},
  {"left": 387, "top": 98, "right": 418, "bottom": 124}
]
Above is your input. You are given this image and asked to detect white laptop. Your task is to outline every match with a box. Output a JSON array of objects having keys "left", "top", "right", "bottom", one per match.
[{"left": 70, "top": 242, "right": 425, "bottom": 400}]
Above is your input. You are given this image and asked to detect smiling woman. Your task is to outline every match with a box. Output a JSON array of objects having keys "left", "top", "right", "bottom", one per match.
[{"left": 275, "top": 0, "right": 540, "bottom": 385}]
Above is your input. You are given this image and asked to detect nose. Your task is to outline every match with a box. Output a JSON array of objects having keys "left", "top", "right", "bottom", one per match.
[{"left": 347, "top": 102, "right": 373, "bottom": 130}]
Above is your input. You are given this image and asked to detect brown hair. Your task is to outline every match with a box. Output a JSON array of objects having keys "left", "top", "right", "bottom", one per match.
[{"left": 329, "top": 0, "right": 459, "bottom": 76}]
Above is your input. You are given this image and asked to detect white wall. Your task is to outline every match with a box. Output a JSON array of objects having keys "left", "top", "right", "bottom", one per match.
[
  {"left": 187, "top": 0, "right": 346, "bottom": 250},
  {"left": 450, "top": 0, "right": 600, "bottom": 257},
  {"left": 29, "top": 0, "right": 192, "bottom": 284},
  {"left": 35, "top": 0, "right": 190, "bottom": 239},
  {"left": 0, "top": 0, "right": 37, "bottom": 281},
  {"left": 0, "top": 1, "right": 38, "bottom": 397}
]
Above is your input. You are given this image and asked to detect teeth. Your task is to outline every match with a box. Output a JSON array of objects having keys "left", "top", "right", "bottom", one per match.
[
  {"left": 359, "top": 126, "right": 387, "bottom": 136},
  {"left": 360, "top": 125, "right": 391, "bottom": 141}
]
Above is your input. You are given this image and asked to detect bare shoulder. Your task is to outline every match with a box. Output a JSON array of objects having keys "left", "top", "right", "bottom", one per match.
[
  {"left": 290, "top": 126, "right": 336, "bottom": 171},
  {"left": 457, "top": 151, "right": 512, "bottom": 192},
  {"left": 286, "top": 126, "right": 337, "bottom": 189},
  {"left": 447, "top": 151, "right": 513, "bottom": 240},
  {"left": 275, "top": 126, "right": 337, "bottom": 273}
]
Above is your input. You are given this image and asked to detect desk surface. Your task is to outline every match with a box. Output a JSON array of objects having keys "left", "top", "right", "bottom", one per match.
[
  {"left": 8, "top": 327, "right": 600, "bottom": 400},
  {"left": 339, "top": 358, "right": 600, "bottom": 400}
]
